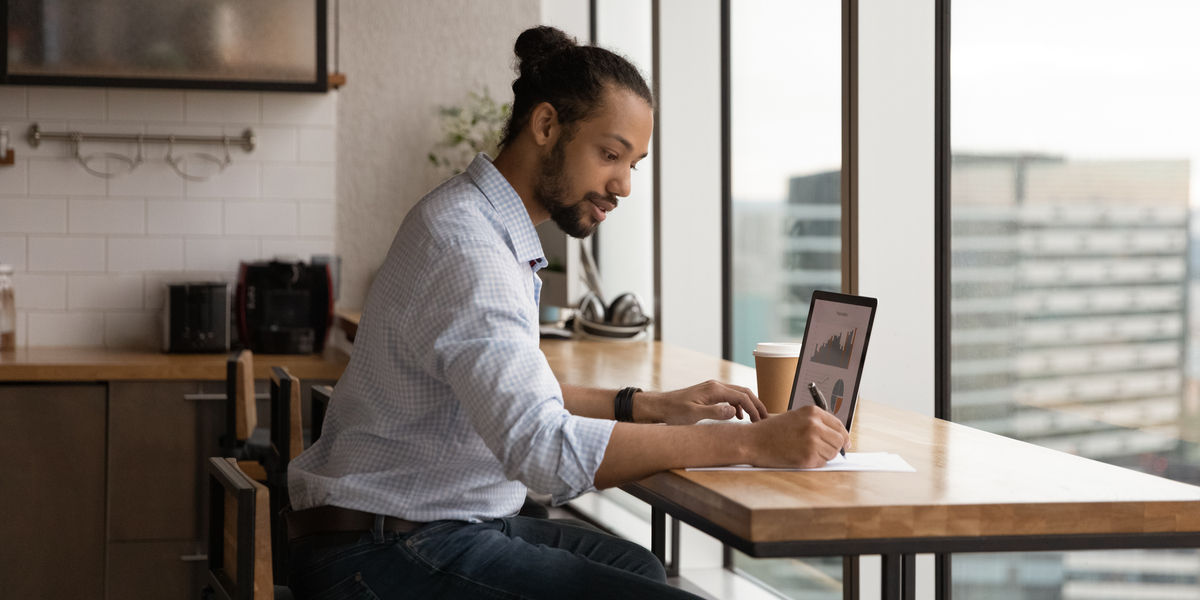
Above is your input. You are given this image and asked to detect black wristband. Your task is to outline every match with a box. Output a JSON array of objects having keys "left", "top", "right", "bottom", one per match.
[{"left": 614, "top": 387, "right": 641, "bottom": 423}]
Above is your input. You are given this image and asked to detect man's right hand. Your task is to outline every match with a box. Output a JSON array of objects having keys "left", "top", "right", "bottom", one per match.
[
  {"left": 594, "top": 403, "right": 851, "bottom": 489},
  {"left": 747, "top": 406, "right": 848, "bottom": 469}
]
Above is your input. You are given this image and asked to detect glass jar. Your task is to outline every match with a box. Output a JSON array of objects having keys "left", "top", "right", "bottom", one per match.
[{"left": 0, "top": 264, "right": 14, "bottom": 351}]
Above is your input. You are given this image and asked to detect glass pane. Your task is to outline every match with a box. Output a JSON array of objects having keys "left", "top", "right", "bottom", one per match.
[
  {"left": 731, "top": 0, "right": 842, "bottom": 368},
  {"left": 731, "top": 1, "right": 842, "bottom": 597},
  {"left": 950, "top": 1, "right": 1200, "bottom": 596},
  {"left": 732, "top": 552, "right": 844, "bottom": 600},
  {"left": 8, "top": 0, "right": 318, "bottom": 82}
]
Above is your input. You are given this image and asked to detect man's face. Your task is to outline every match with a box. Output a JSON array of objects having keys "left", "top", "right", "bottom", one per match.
[{"left": 533, "top": 87, "right": 653, "bottom": 239}]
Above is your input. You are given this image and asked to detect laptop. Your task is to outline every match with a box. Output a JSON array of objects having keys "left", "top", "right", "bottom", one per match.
[{"left": 786, "top": 290, "right": 878, "bottom": 432}]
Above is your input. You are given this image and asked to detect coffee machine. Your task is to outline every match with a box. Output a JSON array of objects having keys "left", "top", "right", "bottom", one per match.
[{"left": 236, "top": 260, "right": 333, "bottom": 354}]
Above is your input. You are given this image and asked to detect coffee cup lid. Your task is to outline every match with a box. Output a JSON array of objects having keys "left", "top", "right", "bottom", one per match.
[{"left": 752, "top": 343, "right": 802, "bottom": 358}]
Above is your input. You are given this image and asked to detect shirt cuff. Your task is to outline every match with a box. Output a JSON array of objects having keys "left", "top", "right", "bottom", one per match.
[{"left": 550, "top": 415, "right": 616, "bottom": 506}]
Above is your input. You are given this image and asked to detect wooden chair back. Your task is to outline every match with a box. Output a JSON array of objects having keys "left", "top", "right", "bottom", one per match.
[
  {"left": 266, "top": 366, "right": 302, "bottom": 584},
  {"left": 223, "top": 350, "right": 258, "bottom": 456},
  {"left": 268, "top": 366, "right": 303, "bottom": 465},
  {"left": 205, "top": 457, "right": 272, "bottom": 600},
  {"left": 310, "top": 385, "right": 333, "bottom": 445}
]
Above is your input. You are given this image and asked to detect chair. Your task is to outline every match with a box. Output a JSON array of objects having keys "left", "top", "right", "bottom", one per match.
[
  {"left": 221, "top": 350, "right": 274, "bottom": 481},
  {"left": 309, "top": 385, "right": 333, "bottom": 445},
  {"left": 201, "top": 457, "right": 292, "bottom": 600},
  {"left": 267, "top": 366, "right": 304, "bottom": 474},
  {"left": 264, "top": 366, "right": 303, "bottom": 584}
]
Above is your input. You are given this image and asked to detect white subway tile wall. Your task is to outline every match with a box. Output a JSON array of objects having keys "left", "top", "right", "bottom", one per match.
[
  {"left": 0, "top": 236, "right": 27, "bottom": 270},
  {"left": 12, "top": 274, "right": 65, "bottom": 310},
  {"left": 0, "top": 160, "right": 28, "bottom": 195},
  {"left": 68, "top": 199, "right": 145, "bottom": 234},
  {"left": 0, "top": 86, "right": 337, "bottom": 349}
]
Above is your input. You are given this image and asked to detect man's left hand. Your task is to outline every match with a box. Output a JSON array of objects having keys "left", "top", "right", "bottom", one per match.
[{"left": 633, "top": 380, "right": 769, "bottom": 425}]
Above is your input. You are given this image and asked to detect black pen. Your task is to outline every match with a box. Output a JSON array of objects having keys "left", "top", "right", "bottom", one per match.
[{"left": 807, "top": 382, "right": 846, "bottom": 457}]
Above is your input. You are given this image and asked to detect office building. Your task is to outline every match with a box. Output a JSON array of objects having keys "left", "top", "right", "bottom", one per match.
[
  {"left": 732, "top": 170, "right": 841, "bottom": 366},
  {"left": 950, "top": 155, "right": 1196, "bottom": 599}
]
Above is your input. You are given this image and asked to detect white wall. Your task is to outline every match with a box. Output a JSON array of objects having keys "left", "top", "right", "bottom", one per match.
[
  {"left": 659, "top": 0, "right": 723, "bottom": 357},
  {"left": 857, "top": 0, "right": 936, "bottom": 418},
  {"left": 856, "top": 1, "right": 937, "bottom": 598},
  {"left": 336, "top": 0, "right": 541, "bottom": 309},
  {"left": 0, "top": 87, "right": 335, "bottom": 349},
  {"left": 594, "top": 0, "right": 656, "bottom": 314}
]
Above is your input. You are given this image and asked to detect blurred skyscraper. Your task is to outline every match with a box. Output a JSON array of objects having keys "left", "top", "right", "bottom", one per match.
[
  {"left": 950, "top": 155, "right": 1196, "bottom": 599},
  {"left": 732, "top": 170, "right": 841, "bottom": 367}
]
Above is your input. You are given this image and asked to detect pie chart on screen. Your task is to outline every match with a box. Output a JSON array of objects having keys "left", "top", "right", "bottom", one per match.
[{"left": 832, "top": 379, "right": 845, "bottom": 413}]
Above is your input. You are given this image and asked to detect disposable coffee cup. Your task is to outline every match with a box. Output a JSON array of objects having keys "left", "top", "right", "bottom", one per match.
[{"left": 753, "top": 343, "right": 802, "bottom": 414}]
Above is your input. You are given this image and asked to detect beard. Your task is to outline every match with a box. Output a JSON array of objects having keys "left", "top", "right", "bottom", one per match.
[{"left": 533, "top": 138, "right": 617, "bottom": 239}]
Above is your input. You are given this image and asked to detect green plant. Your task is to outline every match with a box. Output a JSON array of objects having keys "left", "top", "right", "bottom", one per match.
[{"left": 428, "top": 89, "right": 511, "bottom": 175}]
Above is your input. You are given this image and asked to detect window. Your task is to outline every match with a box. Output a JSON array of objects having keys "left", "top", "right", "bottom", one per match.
[
  {"left": 731, "top": 0, "right": 844, "bottom": 368},
  {"left": 729, "top": 1, "right": 847, "bottom": 597},
  {"left": 946, "top": 1, "right": 1200, "bottom": 597}
]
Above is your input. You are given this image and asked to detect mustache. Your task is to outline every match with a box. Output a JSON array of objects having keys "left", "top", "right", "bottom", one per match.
[{"left": 584, "top": 191, "right": 618, "bottom": 209}]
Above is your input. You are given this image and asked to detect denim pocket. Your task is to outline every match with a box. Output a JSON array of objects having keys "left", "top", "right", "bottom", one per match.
[{"left": 309, "top": 572, "right": 381, "bottom": 600}]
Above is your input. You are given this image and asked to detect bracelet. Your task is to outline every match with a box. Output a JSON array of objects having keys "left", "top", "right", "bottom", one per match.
[{"left": 614, "top": 386, "right": 641, "bottom": 423}]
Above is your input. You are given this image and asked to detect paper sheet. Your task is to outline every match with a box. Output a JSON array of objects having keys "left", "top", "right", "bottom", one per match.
[{"left": 685, "top": 452, "right": 915, "bottom": 473}]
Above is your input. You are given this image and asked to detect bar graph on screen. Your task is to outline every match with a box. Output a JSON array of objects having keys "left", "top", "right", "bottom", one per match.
[{"left": 811, "top": 328, "right": 856, "bottom": 369}]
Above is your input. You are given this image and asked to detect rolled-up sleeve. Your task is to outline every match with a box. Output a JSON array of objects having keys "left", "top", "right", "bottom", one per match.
[{"left": 403, "top": 238, "right": 614, "bottom": 503}]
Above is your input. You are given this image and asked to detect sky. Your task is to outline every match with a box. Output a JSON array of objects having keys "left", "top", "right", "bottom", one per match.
[
  {"left": 731, "top": 0, "right": 841, "bottom": 203},
  {"left": 731, "top": 0, "right": 1200, "bottom": 208},
  {"left": 953, "top": 0, "right": 1200, "bottom": 206}
]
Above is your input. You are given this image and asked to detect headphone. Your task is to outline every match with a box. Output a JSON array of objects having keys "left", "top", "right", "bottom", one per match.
[{"left": 574, "top": 291, "right": 651, "bottom": 339}]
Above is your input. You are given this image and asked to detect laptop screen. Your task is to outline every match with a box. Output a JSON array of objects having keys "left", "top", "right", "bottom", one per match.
[{"left": 787, "top": 291, "right": 877, "bottom": 429}]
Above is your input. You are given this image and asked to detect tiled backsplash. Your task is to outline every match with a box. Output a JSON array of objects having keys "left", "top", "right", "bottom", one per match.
[{"left": 0, "top": 86, "right": 337, "bottom": 349}]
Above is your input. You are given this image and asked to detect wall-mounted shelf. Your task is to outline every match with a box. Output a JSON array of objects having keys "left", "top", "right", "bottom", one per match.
[{"left": 3, "top": 0, "right": 328, "bottom": 92}]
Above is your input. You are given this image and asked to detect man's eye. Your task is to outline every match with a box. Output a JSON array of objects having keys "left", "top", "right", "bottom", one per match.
[{"left": 606, "top": 154, "right": 617, "bottom": 161}]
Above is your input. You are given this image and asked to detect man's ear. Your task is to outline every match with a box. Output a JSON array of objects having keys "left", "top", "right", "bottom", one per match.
[{"left": 528, "top": 102, "right": 559, "bottom": 148}]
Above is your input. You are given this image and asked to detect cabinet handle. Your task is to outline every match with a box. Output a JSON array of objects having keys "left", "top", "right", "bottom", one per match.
[
  {"left": 183, "top": 393, "right": 227, "bottom": 402},
  {"left": 183, "top": 393, "right": 270, "bottom": 401},
  {"left": 180, "top": 554, "right": 208, "bottom": 562}
]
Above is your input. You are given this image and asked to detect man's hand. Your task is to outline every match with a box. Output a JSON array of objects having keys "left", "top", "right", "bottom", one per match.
[
  {"left": 633, "top": 380, "right": 769, "bottom": 425},
  {"left": 747, "top": 406, "right": 848, "bottom": 468},
  {"left": 594, "top": 404, "right": 850, "bottom": 488}
]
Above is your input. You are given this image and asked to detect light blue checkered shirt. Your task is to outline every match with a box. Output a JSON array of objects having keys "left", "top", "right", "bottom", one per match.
[{"left": 288, "top": 154, "right": 615, "bottom": 522}]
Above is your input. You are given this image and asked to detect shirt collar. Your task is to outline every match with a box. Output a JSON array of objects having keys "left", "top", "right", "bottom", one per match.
[{"left": 466, "top": 153, "right": 547, "bottom": 271}]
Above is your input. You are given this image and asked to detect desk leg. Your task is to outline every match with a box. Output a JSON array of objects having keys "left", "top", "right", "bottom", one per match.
[
  {"left": 881, "top": 553, "right": 916, "bottom": 600},
  {"left": 843, "top": 555, "right": 860, "bottom": 600},
  {"left": 652, "top": 507, "right": 666, "bottom": 565},
  {"left": 649, "top": 507, "right": 680, "bottom": 577}
]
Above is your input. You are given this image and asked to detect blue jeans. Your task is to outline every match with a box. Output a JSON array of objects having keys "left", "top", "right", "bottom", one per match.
[{"left": 287, "top": 517, "right": 703, "bottom": 599}]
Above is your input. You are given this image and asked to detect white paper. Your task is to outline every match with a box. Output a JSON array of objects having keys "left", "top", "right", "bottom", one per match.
[{"left": 685, "top": 452, "right": 915, "bottom": 472}]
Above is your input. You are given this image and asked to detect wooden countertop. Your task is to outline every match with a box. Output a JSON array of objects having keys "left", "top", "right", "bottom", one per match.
[
  {"left": 0, "top": 347, "right": 349, "bottom": 381},
  {"left": 539, "top": 339, "right": 757, "bottom": 393},
  {"left": 541, "top": 340, "right": 1200, "bottom": 543}
]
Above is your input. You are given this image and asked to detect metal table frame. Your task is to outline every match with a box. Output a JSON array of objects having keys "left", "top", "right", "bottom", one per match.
[{"left": 624, "top": 483, "right": 1200, "bottom": 600}]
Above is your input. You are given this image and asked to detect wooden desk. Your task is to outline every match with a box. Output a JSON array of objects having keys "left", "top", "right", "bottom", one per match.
[{"left": 540, "top": 340, "right": 1200, "bottom": 600}]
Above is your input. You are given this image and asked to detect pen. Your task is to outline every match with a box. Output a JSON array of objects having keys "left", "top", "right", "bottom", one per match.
[{"left": 807, "top": 382, "right": 846, "bottom": 457}]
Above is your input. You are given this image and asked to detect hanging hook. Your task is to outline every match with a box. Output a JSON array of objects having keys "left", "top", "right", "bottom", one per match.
[
  {"left": 166, "top": 135, "right": 229, "bottom": 182},
  {"left": 72, "top": 132, "right": 139, "bottom": 179}
]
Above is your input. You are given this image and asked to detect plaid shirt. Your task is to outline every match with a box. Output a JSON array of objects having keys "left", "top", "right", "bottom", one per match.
[{"left": 288, "top": 154, "right": 614, "bottom": 522}]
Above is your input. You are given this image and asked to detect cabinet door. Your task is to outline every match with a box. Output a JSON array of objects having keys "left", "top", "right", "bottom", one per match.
[
  {"left": 108, "top": 380, "right": 225, "bottom": 542},
  {"left": 0, "top": 384, "right": 107, "bottom": 600},
  {"left": 107, "top": 540, "right": 205, "bottom": 600}
]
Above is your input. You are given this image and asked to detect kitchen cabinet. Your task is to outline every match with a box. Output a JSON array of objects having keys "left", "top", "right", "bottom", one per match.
[
  {"left": 0, "top": 384, "right": 107, "bottom": 600},
  {"left": 0, "top": 349, "right": 346, "bottom": 599},
  {"left": 107, "top": 378, "right": 335, "bottom": 598},
  {"left": 5, "top": 0, "right": 328, "bottom": 92}
]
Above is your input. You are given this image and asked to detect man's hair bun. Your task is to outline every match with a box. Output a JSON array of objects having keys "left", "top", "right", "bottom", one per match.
[
  {"left": 513, "top": 26, "right": 577, "bottom": 72},
  {"left": 501, "top": 25, "right": 652, "bottom": 150}
]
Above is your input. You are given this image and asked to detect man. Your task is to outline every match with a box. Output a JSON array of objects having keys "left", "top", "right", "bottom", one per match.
[{"left": 286, "top": 26, "right": 849, "bottom": 599}]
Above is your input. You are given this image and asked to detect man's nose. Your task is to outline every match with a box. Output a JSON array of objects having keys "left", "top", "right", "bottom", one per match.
[{"left": 608, "top": 166, "right": 632, "bottom": 198}]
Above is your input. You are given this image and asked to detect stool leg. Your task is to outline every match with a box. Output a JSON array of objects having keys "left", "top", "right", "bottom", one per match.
[{"left": 651, "top": 507, "right": 667, "bottom": 566}]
